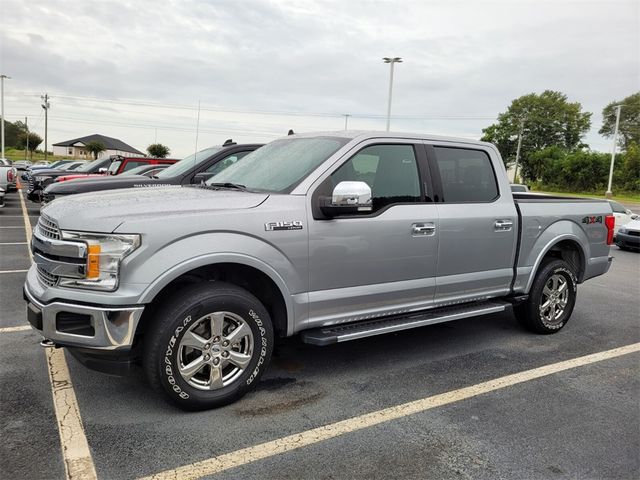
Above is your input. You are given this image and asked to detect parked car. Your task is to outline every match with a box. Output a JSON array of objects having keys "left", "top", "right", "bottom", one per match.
[
  {"left": 615, "top": 218, "right": 640, "bottom": 251},
  {"left": 510, "top": 184, "right": 529, "bottom": 193},
  {"left": 28, "top": 156, "right": 178, "bottom": 202},
  {"left": 0, "top": 160, "right": 17, "bottom": 192},
  {"left": 21, "top": 160, "right": 75, "bottom": 181},
  {"left": 42, "top": 140, "right": 262, "bottom": 202},
  {"left": 24, "top": 131, "right": 615, "bottom": 410},
  {"left": 0, "top": 187, "right": 5, "bottom": 208},
  {"left": 608, "top": 200, "right": 638, "bottom": 233},
  {"left": 57, "top": 161, "right": 86, "bottom": 171},
  {"left": 12, "top": 160, "right": 32, "bottom": 171}
]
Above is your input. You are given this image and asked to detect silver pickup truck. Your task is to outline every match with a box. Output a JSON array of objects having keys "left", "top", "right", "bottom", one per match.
[{"left": 24, "top": 132, "right": 614, "bottom": 410}]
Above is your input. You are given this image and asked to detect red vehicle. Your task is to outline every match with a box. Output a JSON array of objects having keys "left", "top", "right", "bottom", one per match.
[{"left": 55, "top": 156, "right": 178, "bottom": 183}]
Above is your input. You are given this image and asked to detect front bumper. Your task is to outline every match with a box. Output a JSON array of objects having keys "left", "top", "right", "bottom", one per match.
[
  {"left": 615, "top": 232, "right": 640, "bottom": 249},
  {"left": 24, "top": 284, "right": 145, "bottom": 351}
]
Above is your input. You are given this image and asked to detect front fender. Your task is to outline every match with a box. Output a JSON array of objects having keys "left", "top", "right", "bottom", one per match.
[{"left": 130, "top": 233, "right": 304, "bottom": 333}]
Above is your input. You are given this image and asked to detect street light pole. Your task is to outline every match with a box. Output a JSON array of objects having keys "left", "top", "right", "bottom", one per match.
[
  {"left": 513, "top": 118, "right": 525, "bottom": 183},
  {"left": 0, "top": 74, "right": 10, "bottom": 160},
  {"left": 605, "top": 104, "right": 623, "bottom": 198},
  {"left": 41, "top": 94, "right": 50, "bottom": 162},
  {"left": 343, "top": 114, "right": 351, "bottom": 130},
  {"left": 383, "top": 57, "right": 402, "bottom": 131}
]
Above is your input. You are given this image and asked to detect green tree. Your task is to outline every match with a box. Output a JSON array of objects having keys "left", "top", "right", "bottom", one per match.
[
  {"left": 599, "top": 92, "right": 640, "bottom": 150},
  {"left": 147, "top": 143, "right": 170, "bottom": 158},
  {"left": 481, "top": 90, "right": 592, "bottom": 182},
  {"left": 85, "top": 141, "right": 106, "bottom": 159},
  {"left": 0, "top": 118, "right": 28, "bottom": 148},
  {"left": 619, "top": 142, "right": 640, "bottom": 191},
  {"left": 17, "top": 132, "right": 43, "bottom": 159}
]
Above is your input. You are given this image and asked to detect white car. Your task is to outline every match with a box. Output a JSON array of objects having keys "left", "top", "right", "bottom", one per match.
[
  {"left": 615, "top": 218, "right": 640, "bottom": 251},
  {"left": 0, "top": 186, "right": 5, "bottom": 208},
  {"left": 608, "top": 200, "right": 638, "bottom": 233}
]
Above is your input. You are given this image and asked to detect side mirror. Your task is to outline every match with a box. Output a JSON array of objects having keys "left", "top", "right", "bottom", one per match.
[
  {"left": 192, "top": 172, "right": 215, "bottom": 184},
  {"left": 320, "top": 181, "right": 372, "bottom": 217},
  {"left": 631, "top": 213, "right": 639, "bottom": 220}
]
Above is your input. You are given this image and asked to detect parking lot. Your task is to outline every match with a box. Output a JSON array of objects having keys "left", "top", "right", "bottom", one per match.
[{"left": 1, "top": 186, "right": 638, "bottom": 480}]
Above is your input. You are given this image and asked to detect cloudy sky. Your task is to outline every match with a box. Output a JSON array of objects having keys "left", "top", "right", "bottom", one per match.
[{"left": 1, "top": 0, "right": 638, "bottom": 157}]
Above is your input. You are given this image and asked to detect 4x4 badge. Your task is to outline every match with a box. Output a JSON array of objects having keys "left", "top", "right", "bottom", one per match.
[
  {"left": 265, "top": 221, "right": 303, "bottom": 231},
  {"left": 581, "top": 216, "right": 602, "bottom": 225}
]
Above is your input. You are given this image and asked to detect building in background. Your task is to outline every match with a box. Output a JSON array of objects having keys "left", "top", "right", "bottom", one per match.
[{"left": 52, "top": 134, "right": 145, "bottom": 159}]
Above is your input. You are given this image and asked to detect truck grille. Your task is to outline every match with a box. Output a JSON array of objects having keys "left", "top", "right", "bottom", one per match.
[
  {"left": 37, "top": 215, "right": 61, "bottom": 240},
  {"left": 36, "top": 265, "right": 59, "bottom": 287},
  {"left": 28, "top": 176, "right": 35, "bottom": 191},
  {"left": 628, "top": 231, "right": 640, "bottom": 237}
]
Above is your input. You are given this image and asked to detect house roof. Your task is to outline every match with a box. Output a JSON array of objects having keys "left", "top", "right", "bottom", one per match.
[{"left": 52, "top": 134, "right": 144, "bottom": 155}]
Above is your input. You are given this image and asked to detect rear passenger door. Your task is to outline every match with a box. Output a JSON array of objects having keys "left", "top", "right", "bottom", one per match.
[{"left": 426, "top": 143, "right": 518, "bottom": 304}]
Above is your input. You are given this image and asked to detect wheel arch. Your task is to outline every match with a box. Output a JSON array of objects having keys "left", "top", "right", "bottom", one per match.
[
  {"left": 137, "top": 255, "right": 294, "bottom": 338},
  {"left": 525, "top": 235, "right": 587, "bottom": 293}
]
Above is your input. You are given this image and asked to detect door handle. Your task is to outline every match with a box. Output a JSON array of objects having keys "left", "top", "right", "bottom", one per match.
[
  {"left": 494, "top": 219, "right": 513, "bottom": 231},
  {"left": 411, "top": 222, "right": 436, "bottom": 236}
]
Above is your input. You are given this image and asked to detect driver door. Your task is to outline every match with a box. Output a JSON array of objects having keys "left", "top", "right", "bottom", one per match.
[{"left": 306, "top": 140, "right": 439, "bottom": 328}]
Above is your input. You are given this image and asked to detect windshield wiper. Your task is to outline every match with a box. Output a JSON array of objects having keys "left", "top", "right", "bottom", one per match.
[{"left": 205, "top": 182, "right": 248, "bottom": 191}]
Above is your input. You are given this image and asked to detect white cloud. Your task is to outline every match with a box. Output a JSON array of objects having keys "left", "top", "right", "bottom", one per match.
[{"left": 0, "top": 0, "right": 638, "bottom": 156}]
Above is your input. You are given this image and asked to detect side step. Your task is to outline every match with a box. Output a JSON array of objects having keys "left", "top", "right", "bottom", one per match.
[{"left": 300, "top": 300, "right": 512, "bottom": 346}]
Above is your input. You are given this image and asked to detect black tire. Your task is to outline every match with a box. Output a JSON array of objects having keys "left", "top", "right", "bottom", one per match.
[
  {"left": 143, "top": 281, "right": 274, "bottom": 410},
  {"left": 516, "top": 258, "right": 577, "bottom": 334}
]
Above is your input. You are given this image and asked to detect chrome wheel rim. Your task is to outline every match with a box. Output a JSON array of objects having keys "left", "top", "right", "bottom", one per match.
[
  {"left": 177, "top": 311, "right": 254, "bottom": 391},
  {"left": 539, "top": 274, "right": 569, "bottom": 324}
]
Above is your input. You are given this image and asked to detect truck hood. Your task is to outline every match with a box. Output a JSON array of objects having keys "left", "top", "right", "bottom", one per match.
[
  {"left": 45, "top": 174, "right": 160, "bottom": 194},
  {"left": 41, "top": 186, "right": 269, "bottom": 233}
]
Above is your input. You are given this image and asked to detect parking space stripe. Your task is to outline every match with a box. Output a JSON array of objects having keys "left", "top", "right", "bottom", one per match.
[
  {"left": 141, "top": 342, "right": 640, "bottom": 480},
  {"left": 0, "top": 325, "right": 31, "bottom": 333},
  {"left": 0, "top": 269, "right": 29, "bottom": 274},
  {"left": 0, "top": 226, "right": 26, "bottom": 229},
  {"left": 0, "top": 242, "right": 28, "bottom": 245},
  {"left": 18, "top": 189, "right": 98, "bottom": 480}
]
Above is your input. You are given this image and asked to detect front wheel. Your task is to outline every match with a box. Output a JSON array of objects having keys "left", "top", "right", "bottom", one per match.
[
  {"left": 516, "top": 258, "right": 577, "bottom": 334},
  {"left": 143, "top": 282, "right": 274, "bottom": 410}
]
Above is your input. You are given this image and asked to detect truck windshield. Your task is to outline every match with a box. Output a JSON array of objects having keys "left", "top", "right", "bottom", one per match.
[
  {"left": 205, "top": 137, "right": 349, "bottom": 192},
  {"left": 74, "top": 158, "right": 105, "bottom": 173},
  {"left": 155, "top": 147, "right": 222, "bottom": 178}
]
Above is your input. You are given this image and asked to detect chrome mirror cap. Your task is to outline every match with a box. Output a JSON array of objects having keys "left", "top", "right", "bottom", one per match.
[{"left": 332, "top": 181, "right": 372, "bottom": 208}]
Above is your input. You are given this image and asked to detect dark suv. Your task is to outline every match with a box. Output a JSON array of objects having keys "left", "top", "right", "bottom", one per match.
[{"left": 42, "top": 140, "right": 263, "bottom": 203}]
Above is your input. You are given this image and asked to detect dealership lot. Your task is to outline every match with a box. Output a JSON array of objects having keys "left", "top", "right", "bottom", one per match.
[{"left": 1, "top": 188, "right": 638, "bottom": 479}]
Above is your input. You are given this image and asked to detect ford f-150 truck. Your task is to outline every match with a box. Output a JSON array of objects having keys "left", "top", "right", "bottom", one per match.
[{"left": 24, "top": 131, "right": 614, "bottom": 410}]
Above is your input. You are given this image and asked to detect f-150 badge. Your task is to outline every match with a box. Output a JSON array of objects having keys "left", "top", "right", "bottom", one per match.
[
  {"left": 265, "top": 221, "right": 303, "bottom": 231},
  {"left": 581, "top": 216, "right": 602, "bottom": 225}
]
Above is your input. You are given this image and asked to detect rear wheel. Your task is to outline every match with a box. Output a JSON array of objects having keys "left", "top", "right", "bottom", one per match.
[
  {"left": 143, "top": 282, "right": 274, "bottom": 410},
  {"left": 516, "top": 258, "right": 577, "bottom": 334}
]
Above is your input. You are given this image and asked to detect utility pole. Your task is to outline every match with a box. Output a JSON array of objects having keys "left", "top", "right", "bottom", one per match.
[
  {"left": 512, "top": 118, "right": 525, "bottom": 183},
  {"left": 0, "top": 74, "right": 10, "bottom": 160},
  {"left": 343, "top": 114, "right": 350, "bottom": 130},
  {"left": 41, "top": 94, "right": 50, "bottom": 162},
  {"left": 383, "top": 57, "right": 402, "bottom": 131},
  {"left": 25, "top": 116, "right": 29, "bottom": 162},
  {"left": 605, "top": 104, "right": 623, "bottom": 199}
]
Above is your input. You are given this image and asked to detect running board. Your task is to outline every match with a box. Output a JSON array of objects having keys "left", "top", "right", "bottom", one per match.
[{"left": 300, "top": 300, "right": 511, "bottom": 346}]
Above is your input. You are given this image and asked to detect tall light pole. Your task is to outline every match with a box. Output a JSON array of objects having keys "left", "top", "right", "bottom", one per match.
[
  {"left": 1, "top": 74, "right": 10, "bottom": 160},
  {"left": 41, "top": 94, "right": 50, "bottom": 162},
  {"left": 343, "top": 114, "right": 351, "bottom": 130},
  {"left": 383, "top": 57, "right": 402, "bottom": 131},
  {"left": 605, "top": 104, "right": 623, "bottom": 198},
  {"left": 512, "top": 118, "right": 525, "bottom": 183}
]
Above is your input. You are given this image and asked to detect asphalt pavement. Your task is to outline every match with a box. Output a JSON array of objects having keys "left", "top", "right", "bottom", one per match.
[{"left": 0, "top": 188, "right": 638, "bottom": 480}]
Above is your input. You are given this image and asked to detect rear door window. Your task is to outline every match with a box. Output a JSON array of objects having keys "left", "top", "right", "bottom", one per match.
[{"left": 433, "top": 147, "right": 498, "bottom": 203}]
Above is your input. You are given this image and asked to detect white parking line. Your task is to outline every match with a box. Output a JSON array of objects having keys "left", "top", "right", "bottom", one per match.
[
  {"left": 0, "top": 325, "right": 31, "bottom": 333},
  {"left": 0, "top": 242, "right": 28, "bottom": 245},
  {"left": 141, "top": 342, "right": 640, "bottom": 480},
  {"left": 0, "top": 226, "right": 26, "bottom": 229},
  {"left": 0, "top": 269, "right": 29, "bottom": 274},
  {"left": 18, "top": 189, "right": 98, "bottom": 480}
]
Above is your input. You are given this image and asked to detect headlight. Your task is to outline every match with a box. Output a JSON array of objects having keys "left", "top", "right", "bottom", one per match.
[
  {"left": 57, "top": 231, "right": 141, "bottom": 291},
  {"left": 618, "top": 227, "right": 627, "bottom": 234}
]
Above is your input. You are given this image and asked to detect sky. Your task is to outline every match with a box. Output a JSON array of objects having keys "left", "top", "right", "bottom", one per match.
[{"left": 1, "top": 0, "right": 638, "bottom": 157}]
